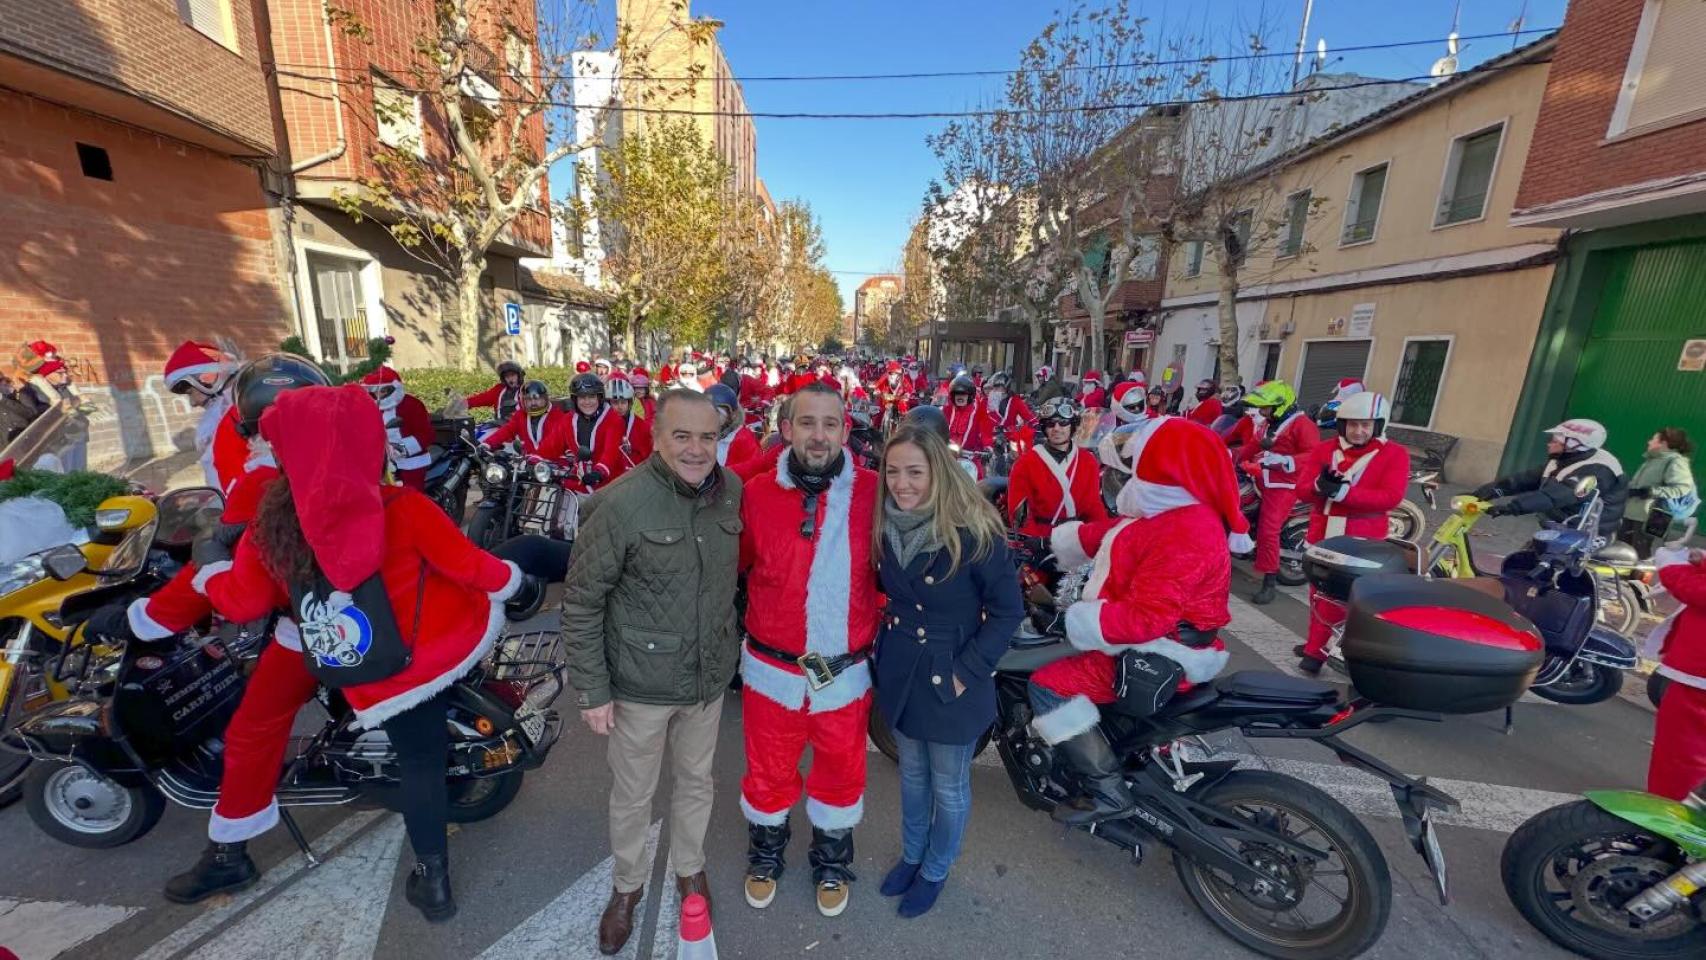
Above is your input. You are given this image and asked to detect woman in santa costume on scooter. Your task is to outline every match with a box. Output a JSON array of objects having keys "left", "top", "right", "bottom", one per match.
[
  {"left": 541, "top": 372, "right": 624, "bottom": 491},
  {"left": 1293, "top": 391, "right": 1410, "bottom": 673},
  {"left": 942, "top": 375, "right": 991, "bottom": 477},
  {"left": 1028, "top": 416, "right": 1252, "bottom": 824},
  {"left": 182, "top": 384, "right": 523, "bottom": 922},
  {"left": 607, "top": 375, "right": 652, "bottom": 474},
  {"left": 483, "top": 380, "right": 567, "bottom": 458}
]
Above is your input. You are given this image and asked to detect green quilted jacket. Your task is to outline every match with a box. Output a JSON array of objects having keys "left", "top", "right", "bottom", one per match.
[{"left": 561, "top": 455, "right": 743, "bottom": 709}]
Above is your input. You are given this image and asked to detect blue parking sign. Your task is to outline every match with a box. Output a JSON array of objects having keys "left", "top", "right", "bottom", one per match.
[{"left": 504, "top": 302, "right": 523, "bottom": 336}]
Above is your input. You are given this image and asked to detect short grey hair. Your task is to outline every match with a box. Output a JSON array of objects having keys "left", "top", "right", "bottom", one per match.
[{"left": 654, "top": 387, "right": 716, "bottom": 430}]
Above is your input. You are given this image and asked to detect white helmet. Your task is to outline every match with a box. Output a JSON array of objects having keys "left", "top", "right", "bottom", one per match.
[
  {"left": 607, "top": 376, "right": 635, "bottom": 402},
  {"left": 1545, "top": 418, "right": 1607, "bottom": 453},
  {"left": 1335, "top": 391, "right": 1389, "bottom": 442}
]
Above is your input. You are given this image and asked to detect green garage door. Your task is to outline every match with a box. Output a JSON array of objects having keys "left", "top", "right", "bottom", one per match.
[{"left": 1565, "top": 240, "right": 1706, "bottom": 474}]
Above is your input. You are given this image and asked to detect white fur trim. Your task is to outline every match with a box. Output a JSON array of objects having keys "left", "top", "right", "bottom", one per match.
[
  {"left": 807, "top": 795, "right": 864, "bottom": 830},
  {"left": 349, "top": 595, "right": 502, "bottom": 730},
  {"left": 1227, "top": 531, "right": 1256, "bottom": 554},
  {"left": 127, "top": 598, "right": 176, "bottom": 641},
  {"left": 1657, "top": 663, "right": 1706, "bottom": 692},
  {"left": 1031, "top": 694, "right": 1100, "bottom": 744},
  {"left": 1064, "top": 600, "right": 1107, "bottom": 653},
  {"left": 740, "top": 792, "right": 791, "bottom": 826},
  {"left": 1065, "top": 601, "right": 1228, "bottom": 683},
  {"left": 739, "top": 644, "right": 871, "bottom": 714},
  {"left": 209, "top": 798, "right": 279, "bottom": 843},
  {"left": 803, "top": 458, "right": 855, "bottom": 661},
  {"left": 1117, "top": 478, "right": 1198, "bottom": 519},
  {"left": 190, "top": 560, "right": 231, "bottom": 595},
  {"left": 165, "top": 360, "right": 229, "bottom": 390},
  {"left": 274, "top": 619, "right": 303, "bottom": 652},
  {"left": 1050, "top": 522, "right": 1091, "bottom": 569},
  {"left": 490, "top": 561, "right": 523, "bottom": 601}
]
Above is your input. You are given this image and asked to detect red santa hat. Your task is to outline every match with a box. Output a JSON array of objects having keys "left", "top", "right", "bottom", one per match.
[
  {"left": 27, "top": 340, "right": 58, "bottom": 360},
  {"left": 163, "top": 340, "right": 238, "bottom": 393},
  {"left": 1110, "top": 381, "right": 1146, "bottom": 423},
  {"left": 885, "top": 360, "right": 902, "bottom": 374},
  {"left": 1332, "top": 378, "right": 1365, "bottom": 402},
  {"left": 35, "top": 360, "right": 66, "bottom": 376},
  {"left": 259, "top": 385, "right": 387, "bottom": 591},
  {"left": 574, "top": 360, "right": 591, "bottom": 374},
  {"left": 1082, "top": 369, "right": 1104, "bottom": 387},
  {"left": 360, "top": 365, "right": 405, "bottom": 409}
]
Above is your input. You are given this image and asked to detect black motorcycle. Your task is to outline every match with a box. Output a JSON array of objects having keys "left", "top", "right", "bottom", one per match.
[
  {"left": 422, "top": 418, "right": 478, "bottom": 522},
  {"left": 6, "top": 570, "right": 565, "bottom": 850},
  {"left": 463, "top": 446, "right": 598, "bottom": 549}
]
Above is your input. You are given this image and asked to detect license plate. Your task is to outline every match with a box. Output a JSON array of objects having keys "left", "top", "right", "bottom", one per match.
[{"left": 1421, "top": 814, "right": 1449, "bottom": 905}]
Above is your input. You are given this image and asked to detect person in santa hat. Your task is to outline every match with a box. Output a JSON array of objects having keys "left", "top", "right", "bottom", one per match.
[
  {"left": 874, "top": 361, "right": 913, "bottom": 429},
  {"left": 575, "top": 360, "right": 593, "bottom": 376},
  {"left": 361, "top": 367, "right": 435, "bottom": 491},
  {"left": 738, "top": 383, "right": 880, "bottom": 918},
  {"left": 982, "top": 372, "right": 1035, "bottom": 451},
  {"left": 1030, "top": 364, "right": 1065, "bottom": 405},
  {"left": 162, "top": 340, "right": 244, "bottom": 491},
  {"left": 1006, "top": 397, "right": 1108, "bottom": 539},
  {"left": 1030, "top": 416, "right": 1251, "bottom": 824},
  {"left": 628, "top": 367, "right": 656, "bottom": 420},
  {"left": 1294, "top": 392, "right": 1410, "bottom": 672},
  {"left": 594, "top": 357, "right": 615, "bottom": 384},
  {"left": 1239, "top": 381, "right": 1321, "bottom": 604},
  {"left": 465, "top": 360, "right": 526, "bottom": 422},
  {"left": 482, "top": 380, "right": 565, "bottom": 458},
  {"left": 943, "top": 375, "right": 991, "bottom": 477},
  {"left": 1185, "top": 379, "right": 1223, "bottom": 427},
  {"left": 675, "top": 361, "right": 704, "bottom": 393},
  {"left": 1078, "top": 370, "right": 1107, "bottom": 411},
  {"left": 541, "top": 373, "right": 624, "bottom": 492},
  {"left": 1315, "top": 378, "right": 1365, "bottom": 431},
  {"left": 182, "top": 383, "right": 524, "bottom": 921},
  {"left": 1108, "top": 381, "right": 1146, "bottom": 426},
  {"left": 604, "top": 375, "right": 652, "bottom": 477},
  {"left": 707, "top": 383, "right": 761, "bottom": 470},
  {"left": 1647, "top": 546, "right": 1706, "bottom": 800}
]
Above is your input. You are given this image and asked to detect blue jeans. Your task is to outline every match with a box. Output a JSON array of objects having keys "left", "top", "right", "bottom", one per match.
[{"left": 892, "top": 729, "right": 977, "bottom": 883}]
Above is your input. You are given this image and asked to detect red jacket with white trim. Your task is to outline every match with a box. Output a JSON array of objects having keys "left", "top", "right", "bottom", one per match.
[
  {"left": 1296, "top": 438, "right": 1410, "bottom": 543},
  {"left": 484, "top": 406, "right": 568, "bottom": 459},
  {"left": 1657, "top": 556, "right": 1706, "bottom": 687},
  {"left": 614, "top": 412, "right": 653, "bottom": 475},
  {"left": 1239, "top": 410, "right": 1319, "bottom": 490},
  {"left": 718, "top": 426, "right": 761, "bottom": 470},
  {"left": 384, "top": 394, "right": 435, "bottom": 490},
  {"left": 1006, "top": 445, "right": 1108, "bottom": 538},
  {"left": 539, "top": 406, "right": 625, "bottom": 491}
]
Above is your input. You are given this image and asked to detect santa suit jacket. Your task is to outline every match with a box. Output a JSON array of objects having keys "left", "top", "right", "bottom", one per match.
[
  {"left": 739, "top": 453, "right": 881, "bottom": 714},
  {"left": 614, "top": 412, "right": 653, "bottom": 475},
  {"left": 1240, "top": 410, "right": 1320, "bottom": 490},
  {"left": 540, "top": 406, "right": 625, "bottom": 491},
  {"left": 733, "top": 441, "right": 786, "bottom": 483},
  {"left": 210, "top": 405, "right": 249, "bottom": 495},
  {"left": 1007, "top": 445, "right": 1109, "bottom": 538},
  {"left": 1657, "top": 558, "right": 1706, "bottom": 688},
  {"left": 717, "top": 425, "right": 761, "bottom": 470},
  {"left": 196, "top": 486, "right": 521, "bottom": 729},
  {"left": 466, "top": 381, "right": 523, "bottom": 421},
  {"left": 1186, "top": 396, "right": 1223, "bottom": 426},
  {"left": 383, "top": 394, "right": 435, "bottom": 490},
  {"left": 986, "top": 395, "right": 1037, "bottom": 448},
  {"left": 1296, "top": 438, "right": 1410, "bottom": 542},
  {"left": 944, "top": 400, "right": 990, "bottom": 452},
  {"left": 484, "top": 405, "right": 568, "bottom": 459}
]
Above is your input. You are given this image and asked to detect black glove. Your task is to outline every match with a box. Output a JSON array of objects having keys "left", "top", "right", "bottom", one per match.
[
  {"left": 1472, "top": 483, "right": 1501, "bottom": 500},
  {"left": 1628, "top": 486, "right": 1651, "bottom": 498},
  {"left": 503, "top": 574, "right": 545, "bottom": 621},
  {"left": 191, "top": 531, "right": 233, "bottom": 569},
  {"left": 583, "top": 468, "right": 607, "bottom": 488},
  {"left": 1314, "top": 469, "right": 1347, "bottom": 499},
  {"left": 1485, "top": 497, "right": 1518, "bottom": 517},
  {"left": 84, "top": 603, "right": 138, "bottom": 642}
]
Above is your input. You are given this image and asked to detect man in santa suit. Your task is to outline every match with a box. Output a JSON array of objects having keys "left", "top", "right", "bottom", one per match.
[
  {"left": 361, "top": 367, "right": 435, "bottom": 490},
  {"left": 741, "top": 359, "right": 776, "bottom": 427},
  {"left": 1185, "top": 379, "right": 1223, "bottom": 426},
  {"left": 1294, "top": 392, "right": 1409, "bottom": 672},
  {"left": 541, "top": 373, "right": 624, "bottom": 492},
  {"left": 593, "top": 357, "right": 615, "bottom": 384},
  {"left": 874, "top": 361, "right": 912, "bottom": 429},
  {"left": 674, "top": 361, "right": 704, "bottom": 393},
  {"left": 983, "top": 372, "right": 1035, "bottom": 450},
  {"left": 1238, "top": 381, "right": 1321, "bottom": 604},
  {"left": 695, "top": 355, "right": 722, "bottom": 392},
  {"left": 707, "top": 384, "right": 761, "bottom": 470},
  {"left": 907, "top": 362, "right": 930, "bottom": 398},
  {"left": 1107, "top": 381, "right": 1146, "bottom": 426},
  {"left": 606, "top": 375, "right": 652, "bottom": 476},
  {"left": 788, "top": 361, "right": 820, "bottom": 395},
  {"left": 1006, "top": 397, "right": 1108, "bottom": 539},
  {"left": 465, "top": 360, "right": 526, "bottom": 422},
  {"left": 1030, "top": 416, "right": 1252, "bottom": 824},
  {"left": 162, "top": 340, "right": 244, "bottom": 491},
  {"left": 482, "top": 380, "right": 565, "bottom": 458},
  {"left": 738, "top": 383, "right": 879, "bottom": 918},
  {"left": 628, "top": 367, "right": 656, "bottom": 420}
]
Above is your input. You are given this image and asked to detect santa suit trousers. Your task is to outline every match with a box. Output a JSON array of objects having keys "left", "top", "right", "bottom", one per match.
[
  {"left": 1305, "top": 590, "right": 1347, "bottom": 659},
  {"left": 1649, "top": 682, "right": 1706, "bottom": 801},
  {"left": 1253, "top": 486, "right": 1298, "bottom": 575},
  {"left": 740, "top": 687, "right": 871, "bottom": 829},
  {"left": 210, "top": 641, "right": 320, "bottom": 842}
]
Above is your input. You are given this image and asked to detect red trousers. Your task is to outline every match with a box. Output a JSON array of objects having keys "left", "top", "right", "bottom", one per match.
[
  {"left": 1649, "top": 680, "right": 1706, "bottom": 801},
  {"left": 1304, "top": 587, "right": 1346, "bottom": 658},
  {"left": 740, "top": 688, "right": 870, "bottom": 830},
  {"left": 209, "top": 642, "right": 318, "bottom": 842},
  {"left": 1254, "top": 487, "right": 1298, "bottom": 575},
  {"left": 1031, "top": 650, "right": 1116, "bottom": 704}
]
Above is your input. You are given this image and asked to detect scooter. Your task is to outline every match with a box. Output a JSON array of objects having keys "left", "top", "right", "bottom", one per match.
[{"left": 1501, "top": 779, "right": 1706, "bottom": 959}]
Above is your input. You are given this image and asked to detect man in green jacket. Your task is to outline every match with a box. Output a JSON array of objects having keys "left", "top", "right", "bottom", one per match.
[{"left": 562, "top": 388, "right": 743, "bottom": 955}]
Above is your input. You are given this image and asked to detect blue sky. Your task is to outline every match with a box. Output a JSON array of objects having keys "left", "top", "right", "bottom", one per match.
[{"left": 602, "top": 0, "right": 1569, "bottom": 303}]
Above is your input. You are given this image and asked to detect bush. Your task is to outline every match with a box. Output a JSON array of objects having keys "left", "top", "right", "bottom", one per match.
[{"left": 398, "top": 367, "right": 577, "bottom": 411}]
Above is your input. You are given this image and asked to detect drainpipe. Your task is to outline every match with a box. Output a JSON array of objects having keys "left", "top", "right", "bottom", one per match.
[{"left": 290, "top": 2, "right": 347, "bottom": 173}]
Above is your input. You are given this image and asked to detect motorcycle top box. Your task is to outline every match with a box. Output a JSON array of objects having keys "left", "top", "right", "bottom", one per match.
[
  {"left": 1341, "top": 574, "right": 1544, "bottom": 714},
  {"left": 1304, "top": 536, "right": 1414, "bottom": 602}
]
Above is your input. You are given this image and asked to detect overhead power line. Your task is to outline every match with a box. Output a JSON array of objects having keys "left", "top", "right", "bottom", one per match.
[{"left": 267, "top": 26, "right": 1553, "bottom": 85}]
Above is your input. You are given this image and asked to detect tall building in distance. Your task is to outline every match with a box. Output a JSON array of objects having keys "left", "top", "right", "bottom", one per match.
[{"left": 854, "top": 275, "right": 903, "bottom": 349}]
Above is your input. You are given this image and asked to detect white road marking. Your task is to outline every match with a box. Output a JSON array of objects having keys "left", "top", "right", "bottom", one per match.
[
  {"left": 649, "top": 853, "right": 682, "bottom": 960},
  {"left": 0, "top": 896, "right": 138, "bottom": 960},
  {"left": 474, "top": 820, "right": 662, "bottom": 960},
  {"left": 135, "top": 809, "right": 385, "bottom": 960}
]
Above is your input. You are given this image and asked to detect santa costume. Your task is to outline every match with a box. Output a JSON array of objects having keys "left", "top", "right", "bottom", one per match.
[
  {"left": 1006, "top": 430, "right": 1108, "bottom": 539},
  {"left": 943, "top": 394, "right": 990, "bottom": 476},
  {"left": 1649, "top": 551, "right": 1706, "bottom": 801},
  {"left": 1185, "top": 381, "right": 1223, "bottom": 427},
  {"left": 874, "top": 363, "right": 913, "bottom": 427},
  {"left": 1239, "top": 403, "right": 1320, "bottom": 590},
  {"left": 738, "top": 449, "right": 881, "bottom": 904},
  {"left": 181, "top": 386, "right": 517, "bottom": 905},
  {"left": 540, "top": 399, "right": 624, "bottom": 492},
  {"left": 1294, "top": 393, "right": 1410, "bottom": 665},
  {"left": 1078, "top": 370, "right": 1107, "bottom": 411},
  {"left": 614, "top": 405, "right": 653, "bottom": 474},
  {"left": 362, "top": 367, "right": 434, "bottom": 490},
  {"left": 1029, "top": 416, "right": 1250, "bottom": 824},
  {"left": 162, "top": 340, "right": 245, "bottom": 491},
  {"left": 483, "top": 395, "right": 568, "bottom": 459},
  {"left": 1109, "top": 381, "right": 1146, "bottom": 425},
  {"left": 984, "top": 386, "right": 1036, "bottom": 450}
]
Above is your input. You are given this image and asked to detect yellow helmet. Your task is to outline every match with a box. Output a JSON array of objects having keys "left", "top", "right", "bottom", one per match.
[{"left": 1245, "top": 381, "right": 1296, "bottom": 415}]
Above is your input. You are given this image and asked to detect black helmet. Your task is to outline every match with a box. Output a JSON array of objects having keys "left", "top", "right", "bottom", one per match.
[
  {"left": 569, "top": 372, "right": 604, "bottom": 398},
  {"left": 987, "top": 371, "right": 1011, "bottom": 391},
  {"left": 233, "top": 353, "right": 330, "bottom": 437},
  {"left": 900, "top": 404, "right": 950, "bottom": 443},
  {"left": 949, "top": 375, "right": 977, "bottom": 397},
  {"left": 497, "top": 360, "right": 524, "bottom": 381},
  {"left": 522, "top": 379, "right": 550, "bottom": 402}
]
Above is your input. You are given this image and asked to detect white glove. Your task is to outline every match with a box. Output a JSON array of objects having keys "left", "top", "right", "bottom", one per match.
[{"left": 1259, "top": 452, "right": 1294, "bottom": 471}]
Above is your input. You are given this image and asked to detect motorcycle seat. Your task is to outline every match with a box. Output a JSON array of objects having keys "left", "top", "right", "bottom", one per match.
[
  {"left": 1212, "top": 671, "right": 1339, "bottom": 706},
  {"left": 996, "top": 637, "right": 1077, "bottom": 674},
  {"left": 1592, "top": 541, "right": 1639, "bottom": 565}
]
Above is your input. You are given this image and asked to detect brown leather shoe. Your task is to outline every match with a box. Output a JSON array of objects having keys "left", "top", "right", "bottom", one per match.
[
  {"left": 597, "top": 886, "right": 644, "bottom": 955},
  {"left": 676, "top": 871, "right": 711, "bottom": 918}
]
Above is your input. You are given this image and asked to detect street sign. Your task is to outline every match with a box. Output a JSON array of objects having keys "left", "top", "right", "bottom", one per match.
[
  {"left": 1124, "top": 329, "right": 1155, "bottom": 347},
  {"left": 504, "top": 302, "right": 523, "bottom": 336}
]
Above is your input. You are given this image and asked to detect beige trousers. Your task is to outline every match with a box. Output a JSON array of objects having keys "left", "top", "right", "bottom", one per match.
[{"left": 608, "top": 696, "right": 724, "bottom": 892}]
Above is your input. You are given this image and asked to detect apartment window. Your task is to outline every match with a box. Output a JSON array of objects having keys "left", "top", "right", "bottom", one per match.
[
  {"left": 1183, "top": 240, "right": 1204, "bottom": 278},
  {"left": 1258, "top": 342, "right": 1282, "bottom": 382},
  {"left": 1226, "top": 210, "right": 1253, "bottom": 267},
  {"left": 1609, "top": 0, "right": 1706, "bottom": 137},
  {"left": 1391, "top": 337, "right": 1452, "bottom": 428},
  {"left": 1278, "top": 189, "right": 1311, "bottom": 257},
  {"left": 373, "top": 74, "right": 423, "bottom": 155},
  {"left": 307, "top": 254, "right": 372, "bottom": 372},
  {"left": 1341, "top": 163, "right": 1388, "bottom": 245},
  {"left": 506, "top": 31, "right": 535, "bottom": 89},
  {"left": 1436, "top": 124, "right": 1504, "bottom": 226},
  {"left": 176, "top": 0, "right": 233, "bottom": 49}
]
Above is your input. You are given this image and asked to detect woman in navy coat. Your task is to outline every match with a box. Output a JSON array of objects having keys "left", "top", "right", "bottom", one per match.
[{"left": 872, "top": 422, "right": 1024, "bottom": 918}]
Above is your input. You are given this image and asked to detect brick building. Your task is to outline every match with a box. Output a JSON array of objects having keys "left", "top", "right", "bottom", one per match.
[
  {"left": 0, "top": 0, "right": 290, "bottom": 471},
  {"left": 1501, "top": 0, "right": 1706, "bottom": 475}
]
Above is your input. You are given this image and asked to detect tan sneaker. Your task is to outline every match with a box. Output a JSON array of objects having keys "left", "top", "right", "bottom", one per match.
[
  {"left": 744, "top": 873, "right": 777, "bottom": 909},
  {"left": 815, "top": 878, "right": 849, "bottom": 917}
]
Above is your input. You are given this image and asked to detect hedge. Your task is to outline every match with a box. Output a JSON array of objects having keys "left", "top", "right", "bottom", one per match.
[{"left": 398, "top": 367, "right": 577, "bottom": 411}]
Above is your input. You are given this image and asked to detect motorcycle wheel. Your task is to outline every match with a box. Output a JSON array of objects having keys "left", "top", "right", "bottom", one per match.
[
  {"left": 462, "top": 505, "right": 499, "bottom": 551},
  {"left": 1386, "top": 500, "right": 1426, "bottom": 542},
  {"left": 0, "top": 755, "right": 28, "bottom": 808},
  {"left": 1532, "top": 661, "right": 1624, "bottom": 705},
  {"left": 866, "top": 708, "right": 990, "bottom": 764},
  {"left": 1596, "top": 580, "right": 1642, "bottom": 638},
  {"left": 1173, "top": 771, "right": 1390, "bottom": 960},
  {"left": 1501, "top": 799, "right": 1706, "bottom": 960},
  {"left": 447, "top": 770, "right": 525, "bottom": 823},
  {"left": 1645, "top": 672, "right": 1668, "bottom": 710},
  {"left": 24, "top": 763, "right": 165, "bottom": 848},
  {"left": 1277, "top": 519, "right": 1310, "bottom": 587}
]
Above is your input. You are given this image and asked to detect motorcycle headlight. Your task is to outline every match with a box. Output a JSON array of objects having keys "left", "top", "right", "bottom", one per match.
[
  {"left": 532, "top": 461, "right": 554, "bottom": 484},
  {"left": 0, "top": 555, "right": 46, "bottom": 600},
  {"left": 484, "top": 463, "right": 508, "bottom": 485},
  {"left": 94, "top": 508, "right": 132, "bottom": 531}
]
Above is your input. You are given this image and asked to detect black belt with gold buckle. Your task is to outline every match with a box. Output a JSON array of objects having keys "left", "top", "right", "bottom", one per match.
[{"left": 746, "top": 637, "right": 870, "bottom": 691}]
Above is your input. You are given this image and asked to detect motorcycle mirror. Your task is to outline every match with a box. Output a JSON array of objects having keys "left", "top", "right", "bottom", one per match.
[{"left": 42, "top": 543, "right": 88, "bottom": 581}]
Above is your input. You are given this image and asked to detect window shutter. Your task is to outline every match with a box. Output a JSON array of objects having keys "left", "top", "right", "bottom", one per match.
[
  {"left": 1628, "top": 0, "right": 1706, "bottom": 131},
  {"left": 1297, "top": 340, "right": 1371, "bottom": 407},
  {"left": 1344, "top": 166, "right": 1385, "bottom": 243},
  {"left": 176, "top": 0, "right": 229, "bottom": 45},
  {"left": 1440, "top": 126, "right": 1501, "bottom": 224}
]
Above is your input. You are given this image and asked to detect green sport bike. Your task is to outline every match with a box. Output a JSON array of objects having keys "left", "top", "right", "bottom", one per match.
[{"left": 1502, "top": 780, "right": 1706, "bottom": 959}]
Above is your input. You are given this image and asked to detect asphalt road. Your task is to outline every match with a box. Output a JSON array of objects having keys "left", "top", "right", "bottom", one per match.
[{"left": 0, "top": 567, "right": 1657, "bottom": 960}]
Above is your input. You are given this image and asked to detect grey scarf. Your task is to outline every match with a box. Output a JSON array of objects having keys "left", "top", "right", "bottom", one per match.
[{"left": 884, "top": 501, "right": 941, "bottom": 570}]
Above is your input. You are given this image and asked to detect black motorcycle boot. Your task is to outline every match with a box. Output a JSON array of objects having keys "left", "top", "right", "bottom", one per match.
[
  {"left": 744, "top": 819, "right": 790, "bottom": 909},
  {"left": 1050, "top": 728, "right": 1137, "bottom": 826},
  {"left": 164, "top": 841, "right": 259, "bottom": 904},
  {"left": 808, "top": 827, "right": 857, "bottom": 917},
  {"left": 1251, "top": 573, "right": 1278, "bottom": 605},
  {"left": 405, "top": 852, "right": 457, "bottom": 922}
]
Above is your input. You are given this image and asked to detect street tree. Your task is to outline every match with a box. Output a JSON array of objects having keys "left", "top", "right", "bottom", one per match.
[{"left": 718, "top": 189, "right": 782, "bottom": 356}]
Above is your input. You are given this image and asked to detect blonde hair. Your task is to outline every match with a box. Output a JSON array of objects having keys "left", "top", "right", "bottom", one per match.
[{"left": 873, "top": 424, "right": 1007, "bottom": 577}]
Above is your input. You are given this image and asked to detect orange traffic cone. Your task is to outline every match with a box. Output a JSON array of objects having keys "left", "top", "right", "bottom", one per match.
[{"left": 677, "top": 892, "right": 717, "bottom": 959}]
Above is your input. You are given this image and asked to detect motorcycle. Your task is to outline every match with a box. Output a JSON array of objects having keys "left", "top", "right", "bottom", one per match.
[
  {"left": 1232, "top": 473, "right": 1312, "bottom": 587},
  {"left": 422, "top": 418, "right": 478, "bottom": 522},
  {"left": 462, "top": 446, "right": 597, "bottom": 550},
  {"left": 1501, "top": 779, "right": 1706, "bottom": 959}
]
